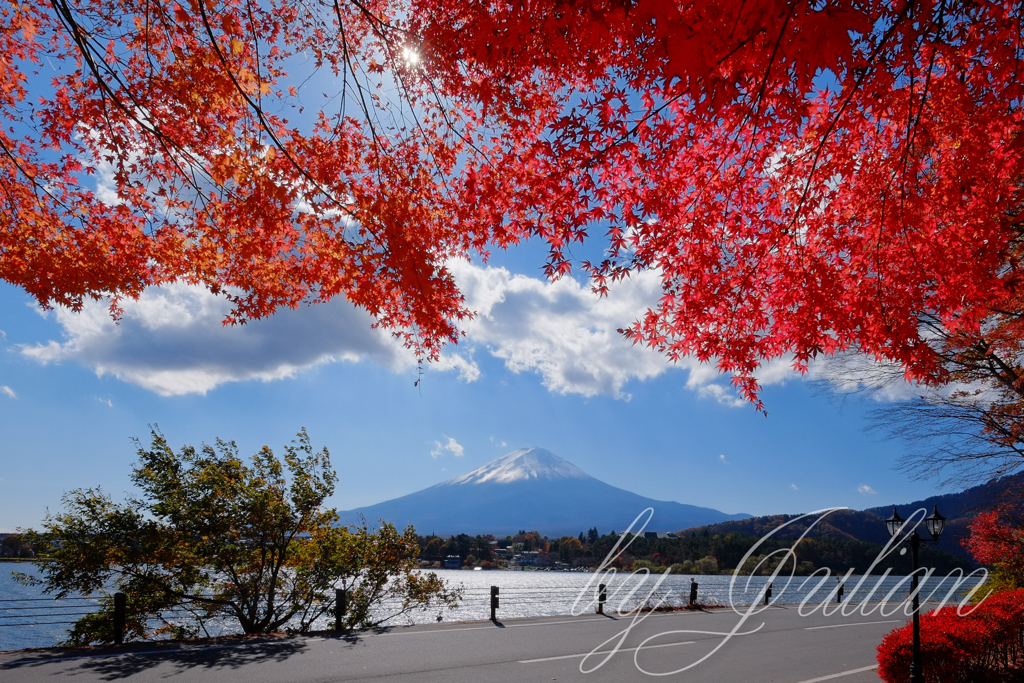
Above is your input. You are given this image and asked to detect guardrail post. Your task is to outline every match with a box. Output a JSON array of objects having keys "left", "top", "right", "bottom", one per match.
[
  {"left": 689, "top": 580, "right": 698, "bottom": 607},
  {"left": 597, "top": 583, "right": 606, "bottom": 615},
  {"left": 335, "top": 588, "right": 347, "bottom": 631},
  {"left": 113, "top": 592, "right": 126, "bottom": 645},
  {"left": 490, "top": 586, "right": 499, "bottom": 621}
]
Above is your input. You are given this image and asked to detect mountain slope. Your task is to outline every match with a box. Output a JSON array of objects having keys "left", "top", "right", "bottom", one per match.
[
  {"left": 339, "top": 447, "right": 750, "bottom": 537},
  {"left": 680, "top": 472, "right": 1024, "bottom": 560}
]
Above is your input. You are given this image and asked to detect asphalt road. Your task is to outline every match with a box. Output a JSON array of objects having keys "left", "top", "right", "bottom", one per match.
[{"left": 0, "top": 601, "right": 913, "bottom": 682}]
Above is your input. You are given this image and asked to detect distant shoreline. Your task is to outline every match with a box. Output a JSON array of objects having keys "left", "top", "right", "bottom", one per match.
[{"left": 0, "top": 558, "right": 46, "bottom": 563}]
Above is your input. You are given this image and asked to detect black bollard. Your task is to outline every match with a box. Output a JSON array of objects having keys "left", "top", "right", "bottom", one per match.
[
  {"left": 490, "top": 586, "right": 499, "bottom": 621},
  {"left": 689, "top": 579, "right": 698, "bottom": 607},
  {"left": 335, "top": 588, "right": 347, "bottom": 631},
  {"left": 113, "top": 592, "right": 126, "bottom": 645},
  {"left": 597, "top": 583, "right": 606, "bottom": 615}
]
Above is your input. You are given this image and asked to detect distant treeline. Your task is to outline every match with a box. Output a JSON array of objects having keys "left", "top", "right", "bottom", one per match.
[{"left": 417, "top": 528, "right": 976, "bottom": 575}]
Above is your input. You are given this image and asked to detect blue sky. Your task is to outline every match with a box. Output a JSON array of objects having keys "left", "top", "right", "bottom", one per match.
[
  {"left": 0, "top": 8, "right": 959, "bottom": 534},
  {"left": 0, "top": 237, "right": 952, "bottom": 534}
]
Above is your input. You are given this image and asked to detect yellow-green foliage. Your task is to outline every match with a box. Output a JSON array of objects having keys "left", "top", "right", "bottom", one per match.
[{"left": 17, "top": 428, "right": 460, "bottom": 644}]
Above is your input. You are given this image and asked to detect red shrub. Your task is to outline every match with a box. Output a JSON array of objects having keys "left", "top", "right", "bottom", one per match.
[
  {"left": 877, "top": 589, "right": 1024, "bottom": 682},
  {"left": 964, "top": 507, "right": 1024, "bottom": 591},
  {"left": 965, "top": 509, "right": 1024, "bottom": 566}
]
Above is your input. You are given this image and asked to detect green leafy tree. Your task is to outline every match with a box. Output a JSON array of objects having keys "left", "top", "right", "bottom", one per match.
[
  {"left": 18, "top": 428, "right": 459, "bottom": 645},
  {"left": 694, "top": 557, "right": 719, "bottom": 575},
  {"left": 423, "top": 537, "right": 444, "bottom": 561},
  {"left": 472, "top": 536, "right": 494, "bottom": 562}
]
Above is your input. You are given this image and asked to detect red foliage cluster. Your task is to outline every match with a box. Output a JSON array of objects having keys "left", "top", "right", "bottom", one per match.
[
  {"left": 965, "top": 507, "right": 1024, "bottom": 569},
  {"left": 963, "top": 505, "right": 1024, "bottom": 594},
  {"left": 877, "top": 589, "right": 1024, "bottom": 683},
  {"left": 1, "top": 1, "right": 1021, "bottom": 396}
]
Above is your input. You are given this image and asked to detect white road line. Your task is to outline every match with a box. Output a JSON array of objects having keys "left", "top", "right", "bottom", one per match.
[
  {"left": 805, "top": 620, "right": 900, "bottom": 630},
  {"left": 795, "top": 664, "right": 879, "bottom": 682},
  {"left": 378, "top": 616, "right": 610, "bottom": 636},
  {"left": 507, "top": 617, "right": 609, "bottom": 629},
  {"left": 379, "top": 612, "right": 703, "bottom": 637},
  {"left": 518, "top": 640, "right": 696, "bottom": 663}
]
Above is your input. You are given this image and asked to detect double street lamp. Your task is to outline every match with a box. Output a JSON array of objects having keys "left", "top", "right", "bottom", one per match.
[{"left": 884, "top": 504, "right": 947, "bottom": 683}]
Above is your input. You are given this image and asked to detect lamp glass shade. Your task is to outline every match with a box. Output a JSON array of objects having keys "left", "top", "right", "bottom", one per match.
[
  {"left": 885, "top": 507, "right": 904, "bottom": 538},
  {"left": 925, "top": 505, "right": 946, "bottom": 540}
]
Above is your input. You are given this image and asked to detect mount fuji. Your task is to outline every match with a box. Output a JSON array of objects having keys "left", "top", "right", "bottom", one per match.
[{"left": 339, "top": 447, "right": 750, "bottom": 536}]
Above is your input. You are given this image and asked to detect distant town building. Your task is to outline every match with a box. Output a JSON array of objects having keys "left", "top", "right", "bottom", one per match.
[{"left": 519, "top": 551, "right": 540, "bottom": 566}]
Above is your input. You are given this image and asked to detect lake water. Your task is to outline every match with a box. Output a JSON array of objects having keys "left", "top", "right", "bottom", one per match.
[
  {"left": 0, "top": 564, "right": 986, "bottom": 651},
  {"left": 0, "top": 564, "right": 103, "bottom": 652}
]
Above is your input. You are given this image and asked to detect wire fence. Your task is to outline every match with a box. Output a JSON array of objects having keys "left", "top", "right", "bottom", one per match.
[
  {"left": 0, "top": 572, "right": 987, "bottom": 649},
  {"left": 0, "top": 597, "right": 99, "bottom": 628}
]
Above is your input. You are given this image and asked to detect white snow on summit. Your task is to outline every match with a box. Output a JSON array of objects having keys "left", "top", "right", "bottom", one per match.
[{"left": 442, "top": 447, "right": 592, "bottom": 485}]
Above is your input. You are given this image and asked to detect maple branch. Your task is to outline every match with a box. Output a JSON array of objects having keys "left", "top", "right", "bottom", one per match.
[
  {"left": 874, "top": 4, "right": 966, "bottom": 358},
  {"left": 0, "top": 136, "right": 76, "bottom": 220},
  {"left": 743, "top": 0, "right": 797, "bottom": 142},
  {"left": 333, "top": 0, "right": 384, "bottom": 157},
  {"left": 910, "top": 0, "right": 945, "bottom": 149},
  {"left": 242, "top": 0, "right": 266, "bottom": 117},
  {"left": 45, "top": 0, "right": 229, "bottom": 224},
  {"left": 341, "top": 0, "right": 393, "bottom": 42},
  {"left": 788, "top": 0, "right": 917, "bottom": 228},
  {"left": 578, "top": 29, "right": 767, "bottom": 171},
  {"left": 193, "top": 0, "right": 367, "bottom": 248}
]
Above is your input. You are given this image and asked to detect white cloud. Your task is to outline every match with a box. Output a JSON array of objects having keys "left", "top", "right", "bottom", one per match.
[
  {"left": 431, "top": 436, "right": 464, "bottom": 458},
  {"left": 448, "top": 260, "right": 669, "bottom": 399},
  {"left": 96, "top": 397, "right": 113, "bottom": 407},
  {"left": 719, "top": 454, "right": 728, "bottom": 464},
  {"left": 19, "top": 283, "right": 419, "bottom": 396},
  {"left": 694, "top": 382, "right": 747, "bottom": 408},
  {"left": 857, "top": 484, "right": 877, "bottom": 495},
  {"left": 807, "top": 351, "right": 996, "bottom": 405},
  {"left": 432, "top": 352, "right": 480, "bottom": 383},
  {"left": 16, "top": 259, "right": 803, "bottom": 403},
  {"left": 791, "top": 484, "right": 798, "bottom": 491},
  {"left": 0, "top": 386, "right": 15, "bottom": 399},
  {"left": 807, "top": 353, "right": 923, "bottom": 402},
  {"left": 447, "top": 260, "right": 786, "bottom": 402}
]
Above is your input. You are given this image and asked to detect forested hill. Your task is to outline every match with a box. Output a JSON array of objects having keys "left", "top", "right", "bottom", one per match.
[{"left": 680, "top": 472, "right": 1024, "bottom": 562}]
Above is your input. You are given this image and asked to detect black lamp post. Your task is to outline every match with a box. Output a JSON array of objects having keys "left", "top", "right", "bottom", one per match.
[{"left": 884, "top": 505, "right": 946, "bottom": 683}]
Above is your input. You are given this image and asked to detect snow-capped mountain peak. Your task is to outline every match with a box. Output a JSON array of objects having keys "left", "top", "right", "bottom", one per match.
[
  {"left": 342, "top": 446, "right": 750, "bottom": 535},
  {"left": 442, "top": 447, "right": 592, "bottom": 485}
]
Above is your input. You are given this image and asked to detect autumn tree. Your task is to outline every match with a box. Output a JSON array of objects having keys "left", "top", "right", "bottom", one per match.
[
  {"left": 878, "top": 341, "right": 1024, "bottom": 483},
  {"left": 423, "top": 537, "right": 444, "bottom": 561},
  {"left": 557, "top": 536, "right": 583, "bottom": 563},
  {"left": 0, "top": 533, "right": 32, "bottom": 557},
  {"left": 512, "top": 530, "right": 545, "bottom": 552},
  {"left": 1, "top": 0, "right": 1021, "bottom": 400},
  {"left": 814, "top": 256, "right": 1024, "bottom": 482},
  {"left": 964, "top": 504, "right": 1024, "bottom": 595},
  {"left": 18, "top": 428, "right": 459, "bottom": 644}
]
